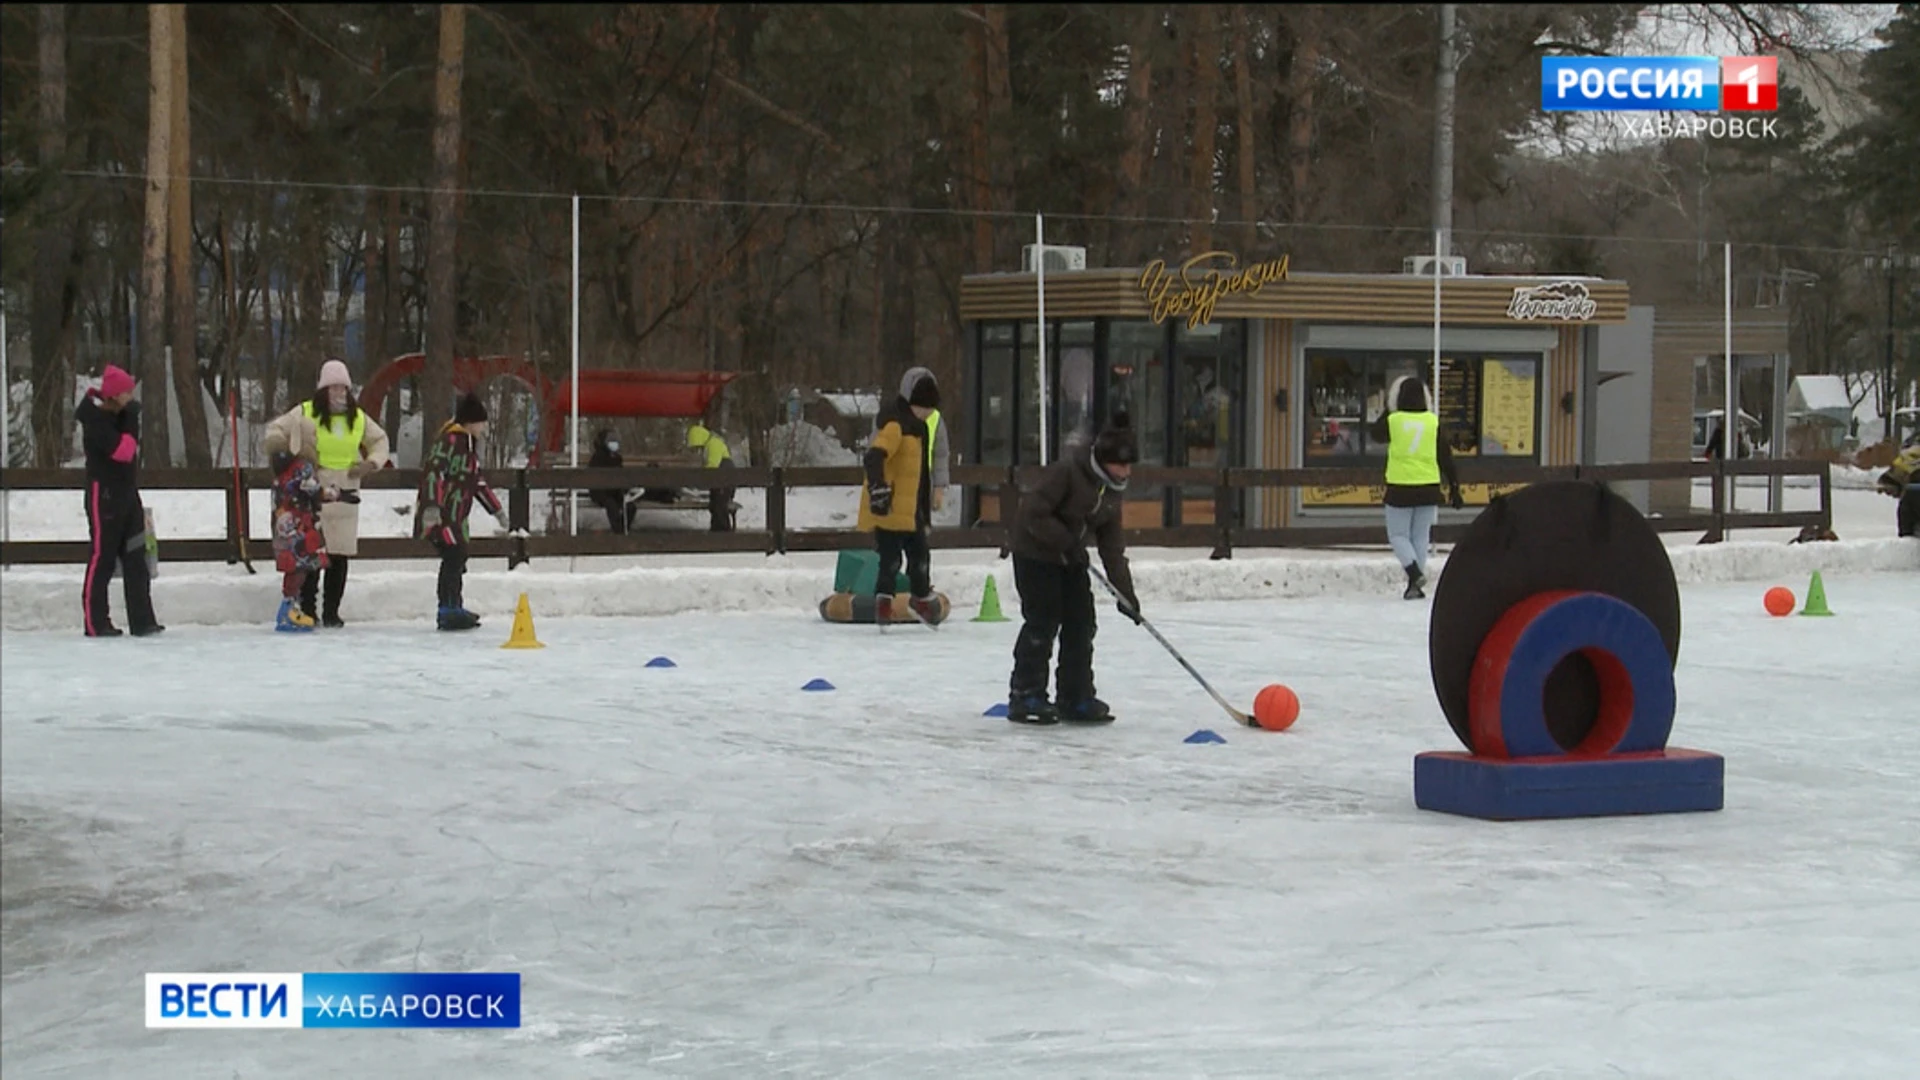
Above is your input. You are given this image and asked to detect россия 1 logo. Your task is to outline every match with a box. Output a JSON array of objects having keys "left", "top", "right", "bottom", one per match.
[{"left": 1541, "top": 56, "right": 1778, "bottom": 112}]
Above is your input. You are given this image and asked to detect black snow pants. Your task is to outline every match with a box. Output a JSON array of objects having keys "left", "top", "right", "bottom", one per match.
[
  {"left": 1900, "top": 483, "right": 1920, "bottom": 538},
  {"left": 874, "top": 527, "right": 932, "bottom": 601},
  {"left": 431, "top": 536, "right": 469, "bottom": 610},
  {"left": 299, "top": 556, "right": 350, "bottom": 620},
  {"left": 82, "top": 482, "right": 158, "bottom": 635},
  {"left": 1010, "top": 553, "right": 1098, "bottom": 703}
]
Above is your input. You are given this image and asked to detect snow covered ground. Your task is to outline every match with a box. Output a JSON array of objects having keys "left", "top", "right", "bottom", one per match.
[{"left": 4, "top": 572, "right": 1918, "bottom": 1077}]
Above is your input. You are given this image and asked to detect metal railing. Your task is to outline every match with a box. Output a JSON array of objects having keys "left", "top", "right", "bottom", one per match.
[{"left": 0, "top": 458, "right": 1831, "bottom": 566}]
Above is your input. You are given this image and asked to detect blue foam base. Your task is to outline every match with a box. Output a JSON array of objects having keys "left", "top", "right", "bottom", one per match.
[
  {"left": 1413, "top": 748, "right": 1724, "bottom": 821},
  {"left": 645, "top": 656, "right": 676, "bottom": 669},
  {"left": 1184, "top": 729, "right": 1226, "bottom": 744},
  {"left": 801, "top": 678, "right": 835, "bottom": 692},
  {"left": 983, "top": 703, "right": 1009, "bottom": 717}
]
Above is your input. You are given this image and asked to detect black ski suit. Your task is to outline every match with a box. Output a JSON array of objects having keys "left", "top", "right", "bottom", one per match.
[
  {"left": 76, "top": 394, "right": 159, "bottom": 635},
  {"left": 1005, "top": 448, "right": 1140, "bottom": 704}
]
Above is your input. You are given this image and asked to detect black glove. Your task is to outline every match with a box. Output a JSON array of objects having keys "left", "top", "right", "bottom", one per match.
[
  {"left": 868, "top": 484, "right": 893, "bottom": 517},
  {"left": 1064, "top": 545, "right": 1090, "bottom": 569},
  {"left": 1449, "top": 486, "right": 1465, "bottom": 511},
  {"left": 1117, "top": 595, "right": 1142, "bottom": 624}
]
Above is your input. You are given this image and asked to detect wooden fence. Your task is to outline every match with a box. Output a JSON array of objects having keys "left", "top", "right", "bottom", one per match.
[{"left": 0, "top": 458, "right": 1831, "bottom": 567}]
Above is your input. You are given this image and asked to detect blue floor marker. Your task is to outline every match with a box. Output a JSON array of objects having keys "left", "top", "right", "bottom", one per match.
[
  {"left": 802, "top": 678, "right": 835, "bottom": 692},
  {"left": 1183, "top": 729, "right": 1227, "bottom": 744},
  {"left": 645, "top": 656, "right": 676, "bottom": 669}
]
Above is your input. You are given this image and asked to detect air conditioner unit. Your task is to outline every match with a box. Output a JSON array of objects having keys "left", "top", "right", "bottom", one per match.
[
  {"left": 1022, "top": 244, "right": 1088, "bottom": 273},
  {"left": 1403, "top": 254, "right": 1468, "bottom": 277}
]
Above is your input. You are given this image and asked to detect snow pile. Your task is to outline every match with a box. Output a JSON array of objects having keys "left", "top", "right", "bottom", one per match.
[
  {"left": 1664, "top": 536, "right": 1920, "bottom": 584},
  {"left": 5, "top": 537, "right": 1911, "bottom": 634},
  {"left": 765, "top": 421, "right": 860, "bottom": 468}
]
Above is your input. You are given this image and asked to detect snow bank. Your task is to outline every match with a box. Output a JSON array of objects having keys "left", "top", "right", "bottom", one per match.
[
  {"left": 4, "top": 537, "right": 1911, "bottom": 634},
  {"left": 765, "top": 421, "right": 859, "bottom": 468}
]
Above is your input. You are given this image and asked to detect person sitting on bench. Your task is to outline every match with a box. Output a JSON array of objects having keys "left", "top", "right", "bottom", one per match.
[
  {"left": 587, "top": 428, "right": 635, "bottom": 534},
  {"left": 687, "top": 422, "right": 737, "bottom": 533}
]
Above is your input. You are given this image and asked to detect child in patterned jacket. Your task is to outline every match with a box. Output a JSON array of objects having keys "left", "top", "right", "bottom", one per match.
[
  {"left": 415, "top": 392, "right": 508, "bottom": 631},
  {"left": 269, "top": 448, "right": 345, "bottom": 632}
]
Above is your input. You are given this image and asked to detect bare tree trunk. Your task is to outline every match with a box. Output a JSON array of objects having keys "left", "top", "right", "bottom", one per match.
[
  {"left": 1187, "top": 6, "right": 1220, "bottom": 253},
  {"left": 1285, "top": 11, "right": 1320, "bottom": 224},
  {"left": 363, "top": 194, "right": 385, "bottom": 374},
  {"left": 1116, "top": 6, "right": 1160, "bottom": 263},
  {"left": 1231, "top": 4, "right": 1258, "bottom": 250},
  {"left": 138, "top": 2, "right": 175, "bottom": 464},
  {"left": 29, "top": 3, "right": 76, "bottom": 466},
  {"left": 424, "top": 2, "right": 467, "bottom": 447},
  {"left": 167, "top": 3, "right": 210, "bottom": 466},
  {"left": 968, "top": 3, "right": 994, "bottom": 273}
]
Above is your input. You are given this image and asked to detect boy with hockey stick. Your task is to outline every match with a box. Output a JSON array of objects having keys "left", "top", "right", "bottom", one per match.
[
  {"left": 1004, "top": 411, "right": 1143, "bottom": 724},
  {"left": 858, "top": 370, "right": 943, "bottom": 628},
  {"left": 416, "top": 392, "right": 508, "bottom": 631}
]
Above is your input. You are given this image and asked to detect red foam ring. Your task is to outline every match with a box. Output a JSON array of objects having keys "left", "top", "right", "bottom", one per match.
[
  {"left": 1468, "top": 591, "right": 1578, "bottom": 759},
  {"left": 1570, "top": 646, "right": 1635, "bottom": 756}
]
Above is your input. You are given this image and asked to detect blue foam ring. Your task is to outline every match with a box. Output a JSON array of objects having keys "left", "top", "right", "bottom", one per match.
[
  {"left": 801, "top": 678, "right": 835, "bottom": 692},
  {"left": 645, "top": 656, "right": 677, "bottom": 668},
  {"left": 1183, "top": 729, "right": 1227, "bottom": 744},
  {"left": 983, "top": 703, "right": 1009, "bottom": 717},
  {"left": 1471, "top": 591, "right": 1675, "bottom": 759}
]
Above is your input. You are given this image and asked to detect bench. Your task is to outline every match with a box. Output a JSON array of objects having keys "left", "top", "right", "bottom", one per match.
[{"left": 545, "top": 487, "right": 740, "bottom": 533}]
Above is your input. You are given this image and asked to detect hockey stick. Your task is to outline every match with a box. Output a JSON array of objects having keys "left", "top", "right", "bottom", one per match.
[
  {"left": 227, "top": 385, "right": 256, "bottom": 574},
  {"left": 1089, "top": 564, "right": 1254, "bottom": 728}
]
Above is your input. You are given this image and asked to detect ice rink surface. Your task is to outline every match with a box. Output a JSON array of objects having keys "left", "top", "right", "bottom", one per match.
[{"left": 4, "top": 573, "right": 1919, "bottom": 1078}]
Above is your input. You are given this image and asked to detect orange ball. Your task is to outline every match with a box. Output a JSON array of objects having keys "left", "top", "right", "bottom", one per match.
[
  {"left": 1253, "top": 684, "right": 1301, "bottom": 731},
  {"left": 1764, "top": 586, "right": 1795, "bottom": 617}
]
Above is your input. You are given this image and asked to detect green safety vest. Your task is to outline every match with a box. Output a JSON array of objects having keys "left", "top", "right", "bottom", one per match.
[
  {"left": 701, "top": 433, "right": 730, "bottom": 468},
  {"left": 303, "top": 401, "right": 366, "bottom": 471},
  {"left": 924, "top": 410, "right": 941, "bottom": 473},
  {"left": 1384, "top": 410, "right": 1441, "bottom": 486}
]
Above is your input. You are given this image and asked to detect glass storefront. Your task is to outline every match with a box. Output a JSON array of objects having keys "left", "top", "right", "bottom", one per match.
[
  {"left": 968, "top": 317, "right": 1248, "bottom": 527},
  {"left": 1300, "top": 347, "right": 1542, "bottom": 508}
]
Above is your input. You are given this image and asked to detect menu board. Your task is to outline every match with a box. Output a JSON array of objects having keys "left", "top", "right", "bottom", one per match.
[
  {"left": 1480, "top": 359, "right": 1537, "bottom": 456},
  {"left": 1437, "top": 356, "right": 1479, "bottom": 457}
]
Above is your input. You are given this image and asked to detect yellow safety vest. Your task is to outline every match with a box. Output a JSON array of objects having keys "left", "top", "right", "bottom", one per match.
[
  {"left": 925, "top": 410, "right": 941, "bottom": 472},
  {"left": 1384, "top": 410, "right": 1441, "bottom": 486},
  {"left": 303, "top": 401, "right": 366, "bottom": 471}
]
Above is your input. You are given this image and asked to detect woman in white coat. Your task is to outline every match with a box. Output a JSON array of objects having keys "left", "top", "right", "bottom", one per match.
[{"left": 262, "top": 359, "right": 392, "bottom": 626}]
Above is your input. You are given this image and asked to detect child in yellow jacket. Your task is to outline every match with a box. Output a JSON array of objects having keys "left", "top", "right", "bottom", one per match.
[{"left": 859, "top": 371, "right": 941, "bottom": 625}]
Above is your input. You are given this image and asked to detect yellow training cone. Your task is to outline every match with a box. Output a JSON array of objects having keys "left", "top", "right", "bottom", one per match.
[{"left": 501, "top": 592, "right": 546, "bottom": 649}]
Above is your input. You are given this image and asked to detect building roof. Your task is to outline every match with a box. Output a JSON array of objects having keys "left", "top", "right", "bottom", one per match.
[{"left": 1788, "top": 374, "right": 1852, "bottom": 414}]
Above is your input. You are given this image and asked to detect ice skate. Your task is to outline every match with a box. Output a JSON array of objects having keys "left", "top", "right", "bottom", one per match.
[{"left": 1007, "top": 692, "right": 1059, "bottom": 725}]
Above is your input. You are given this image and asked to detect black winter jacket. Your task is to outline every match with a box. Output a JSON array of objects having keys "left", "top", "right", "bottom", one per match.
[
  {"left": 76, "top": 393, "right": 143, "bottom": 497},
  {"left": 1009, "top": 447, "right": 1138, "bottom": 606}
]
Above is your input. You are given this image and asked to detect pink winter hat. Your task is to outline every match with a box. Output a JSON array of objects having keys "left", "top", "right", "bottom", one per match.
[
  {"left": 317, "top": 359, "right": 352, "bottom": 390},
  {"left": 99, "top": 365, "right": 135, "bottom": 399}
]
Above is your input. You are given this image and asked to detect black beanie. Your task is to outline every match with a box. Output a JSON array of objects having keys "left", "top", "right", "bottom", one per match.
[
  {"left": 907, "top": 375, "right": 940, "bottom": 410},
  {"left": 455, "top": 392, "right": 488, "bottom": 426},
  {"left": 1093, "top": 411, "right": 1138, "bottom": 466}
]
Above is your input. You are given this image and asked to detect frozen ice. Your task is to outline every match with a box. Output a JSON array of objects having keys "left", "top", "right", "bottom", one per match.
[{"left": 5, "top": 572, "right": 1919, "bottom": 1077}]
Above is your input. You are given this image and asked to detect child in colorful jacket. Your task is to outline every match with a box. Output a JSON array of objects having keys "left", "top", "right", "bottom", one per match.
[
  {"left": 269, "top": 448, "right": 342, "bottom": 633},
  {"left": 415, "top": 392, "right": 507, "bottom": 631}
]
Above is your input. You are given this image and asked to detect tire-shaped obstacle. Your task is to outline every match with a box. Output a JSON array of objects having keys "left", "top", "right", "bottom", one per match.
[
  {"left": 818, "top": 591, "right": 951, "bottom": 626},
  {"left": 1428, "top": 481, "right": 1680, "bottom": 754},
  {"left": 1415, "top": 480, "right": 1721, "bottom": 821}
]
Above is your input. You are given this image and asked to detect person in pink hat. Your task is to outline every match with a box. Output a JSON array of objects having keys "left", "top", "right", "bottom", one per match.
[
  {"left": 261, "top": 357, "right": 392, "bottom": 626},
  {"left": 75, "top": 364, "right": 163, "bottom": 637}
]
